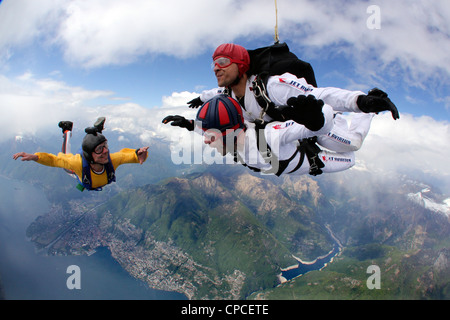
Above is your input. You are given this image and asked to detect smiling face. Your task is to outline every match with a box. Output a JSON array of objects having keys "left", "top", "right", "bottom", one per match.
[
  {"left": 203, "top": 130, "right": 226, "bottom": 156},
  {"left": 213, "top": 61, "right": 240, "bottom": 88},
  {"left": 91, "top": 141, "right": 109, "bottom": 164},
  {"left": 202, "top": 128, "right": 246, "bottom": 157}
]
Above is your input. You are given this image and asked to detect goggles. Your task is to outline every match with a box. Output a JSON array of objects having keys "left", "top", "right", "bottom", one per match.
[
  {"left": 94, "top": 142, "right": 109, "bottom": 154},
  {"left": 203, "top": 130, "right": 222, "bottom": 143},
  {"left": 203, "top": 128, "right": 245, "bottom": 145},
  {"left": 211, "top": 57, "right": 238, "bottom": 69}
]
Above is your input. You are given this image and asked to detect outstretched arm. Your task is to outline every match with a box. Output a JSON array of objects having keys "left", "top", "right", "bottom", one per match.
[
  {"left": 266, "top": 103, "right": 335, "bottom": 147},
  {"left": 13, "top": 152, "right": 39, "bottom": 162},
  {"left": 268, "top": 74, "right": 399, "bottom": 120},
  {"left": 162, "top": 115, "right": 194, "bottom": 131}
]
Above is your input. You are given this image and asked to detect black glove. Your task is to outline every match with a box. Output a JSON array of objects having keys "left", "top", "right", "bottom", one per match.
[
  {"left": 357, "top": 88, "right": 399, "bottom": 120},
  {"left": 187, "top": 97, "right": 203, "bottom": 109},
  {"left": 284, "top": 95, "right": 325, "bottom": 131},
  {"left": 162, "top": 115, "right": 194, "bottom": 131}
]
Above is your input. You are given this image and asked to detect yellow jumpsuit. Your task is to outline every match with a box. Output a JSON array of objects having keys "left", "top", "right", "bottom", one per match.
[{"left": 35, "top": 148, "right": 144, "bottom": 189}]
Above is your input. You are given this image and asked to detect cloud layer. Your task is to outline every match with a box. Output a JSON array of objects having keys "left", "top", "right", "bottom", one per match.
[
  {"left": 356, "top": 113, "right": 450, "bottom": 180},
  {"left": 1, "top": 0, "right": 449, "bottom": 79},
  {"left": 2, "top": 72, "right": 449, "bottom": 192},
  {"left": 0, "top": 0, "right": 449, "bottom": 192},
  {"left": 1, "top": 0, "right": 448, "bottom": 111}
]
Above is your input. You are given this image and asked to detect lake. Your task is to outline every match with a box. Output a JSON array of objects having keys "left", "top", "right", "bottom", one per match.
[
  {"left": 0, "top": 175, "right": 186, "bottom": 300},
  {"left": 281, "top": 244, "right": 342, "bottom": 281}
]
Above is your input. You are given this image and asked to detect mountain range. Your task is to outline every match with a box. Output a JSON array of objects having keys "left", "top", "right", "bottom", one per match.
[{"left": 2, "top": 132, "right": 449, "bottom": 299}]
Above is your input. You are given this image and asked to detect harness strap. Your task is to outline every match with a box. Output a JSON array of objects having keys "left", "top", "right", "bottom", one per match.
[
  {"left": 254, "top": 122, "right": 272, "bottom": 162},
  {"left": 235, "top": 133, "right": 324, "bottom": 177},
  {"left": 235, "top": 141, "right": 304, "bottom": 177},
  {"left": 235, "top": 122, "right": 306, "bottom": 177},
  {"left": 299, "top": 137, "right": 324, "bottom": 176},
  {"left": 287, "top": 145, "right": 306, "bottom": 174},
  {"left": 78, "top": 153, "right": 116, "bottom": 191},
  {"left": 251, "top": 75, "right": 324, "bottom": 176},
  {"left": 252, "top": 75, "right": 290, "bottom": 126},
  {"left": 252, "top": 76, "right": 271, "bottom": 124}
]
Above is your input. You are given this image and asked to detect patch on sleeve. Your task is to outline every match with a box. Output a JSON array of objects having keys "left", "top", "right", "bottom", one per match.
[
  {"left": 279, "top": 78, "right": 314, "bottom": 93},
  {"left": 271, "top": 121, "right": 295, "bottom": 130}
]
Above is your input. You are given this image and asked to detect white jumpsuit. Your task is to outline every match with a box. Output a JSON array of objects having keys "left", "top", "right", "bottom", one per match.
[
  {"left": 201, "top": 73, "right": 374, "bottom": 153},
  {"left": 236, "top": 118, "right": 355, "bottom": 176}
]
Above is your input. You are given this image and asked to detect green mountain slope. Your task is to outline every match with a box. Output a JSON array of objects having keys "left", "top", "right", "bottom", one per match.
[
  {"left": 96, "top": 170, "right": 333, "bottom": 299},
  {"left": 250, "top": 244, "right": 450, "bottom": 300},
  {"left": 24, "top": 162, "right": 449, "bottom": 300}
]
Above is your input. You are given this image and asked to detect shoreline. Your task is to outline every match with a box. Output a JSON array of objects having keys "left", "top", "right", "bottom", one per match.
[
  {"left": 280, "top": 246, "right": 339, "bottom": 272},
  {"left": 278, "top": 229, "right": 344, "bottom": 284}
]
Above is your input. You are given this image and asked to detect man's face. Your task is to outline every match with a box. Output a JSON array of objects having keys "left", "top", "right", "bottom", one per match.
[
  {"left": 91, "top": 141, "right": 109, "bottom": 164},
  {"left": 203, "top": 130, "right": 226, "bottom": 156},
  {"left": 213, "top": 57, "right": 240, "bottom": 87}
]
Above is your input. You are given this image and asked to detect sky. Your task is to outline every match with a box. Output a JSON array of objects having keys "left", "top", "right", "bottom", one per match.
[{"left": 0, "top": 0, "right": 450, "bottom": 192}]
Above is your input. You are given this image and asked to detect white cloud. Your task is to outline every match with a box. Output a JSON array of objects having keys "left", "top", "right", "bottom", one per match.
[
  {"left": 1, "top": 70, "right": 449, "bottom": 192},
  {"left": 0, "top": 0, "right": 448, "bottom": 90},
  {"left": 1, "top": 0, "right": 447, "bottom": 98},
  {"left": 0, "top": 73, "right": 112, "bottom": 137},
  {"left": 53, "top": 0, "right": 275, "bottom": 68},
  {"left": 1, "top": 0, "right": 449, "bottom": 190},
  {"left": 356, "top": 112, "right": 450, "bottom": 182},
  {"left": 0, "top": 0, "right": 67, "bottom": 65},
  {"left": 276, "top": 1, "right": 450, "bottom": 86},
  {"left": 161, "top": 91, "right": 199, "bottom": 109},
  {"left": 0, "top": 72, "right": 196, "bottom": 144}
]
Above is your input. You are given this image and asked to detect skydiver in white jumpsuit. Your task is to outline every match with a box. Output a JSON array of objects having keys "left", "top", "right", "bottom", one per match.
[
  {"left": 188, "top": 44, "right": 399, "bottom": 153},
  {"left": 163, "top": 94, "right": 355, "bottom": 176}
]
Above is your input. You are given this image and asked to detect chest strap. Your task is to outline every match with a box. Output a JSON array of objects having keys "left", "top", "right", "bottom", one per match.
[{"left": 77, "top": 153, "right": 116, "bottom": 191}]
